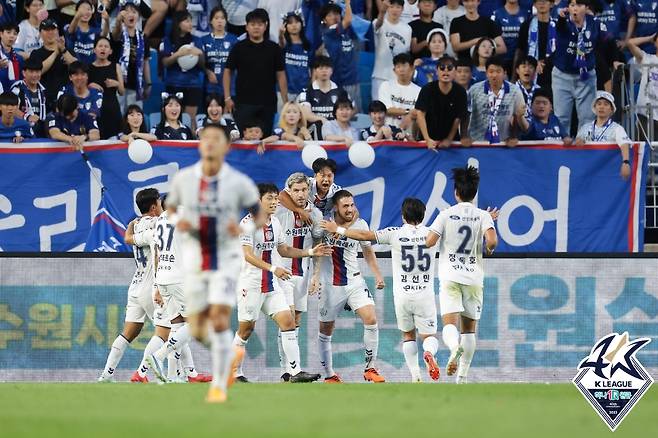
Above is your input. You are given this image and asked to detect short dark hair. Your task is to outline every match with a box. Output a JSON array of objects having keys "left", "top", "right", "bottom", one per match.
[
  {"left": 57, "top": 94, "right": 78, "bottom": 116},
  {"left": 161, "top": 194, "right": 168, "bottom": 211},
  {"left": 515, "top": 55, "right": 538, "bottom": 70},
  {"left": 258, "top": 183, "right": 279, "bottom": 198},
  {"left": 368, "top": 100, "right": 387, "bottom": 113},
  {"left": 389, "top": 0, "right": 405, "bottom": 5},
  {"left": 312, "top": 157, "right": 337, "bottom": 174},
  {"left": 0, "top": 91, "right": 19, "bottom": 106},
  {"left": 68, "top": 61, "right": 88, "bottom": 76},
  {"left": 205, "top": 93, "right": 224, "bottom": 109},
  {"left": 401, "top": 198, "right": 426, "bottom": 225},
  {"left": 246, "top": 8, "right": 269, "bottom": 24},
  {"left": 94, "top": 36, "right": 112, "bottom": 48},
  {"left": 573, "top": 0, "right": 591, "bottom": 7},
  {"left": 332, "top": 97, "right": 353, "bottom": 118},
  {"left": 452, "top": 166, "right": 480, "bottom": 202},
  {"left": 210, "top": 5, "right": 227, "bottom": 21},
  {"left": 393, "top": 52, "right": 413, "bottom": 66},
  {"left": 0, "top": 22, "right": 19, "bottom": 33},
  {"left": 531, "top": 87, "right": 553, "bottom": 104},
  {"left": 200, "top": 122, "right": 230, "bottom": 140},
  {"left": 320, "top": 3, "right": 342, "bottom": 20},
  {"left": 23, "top": 58, "right": 43, "bottom": 71},
  {"left": 25, "top": 0, "right": 44, "bottom": 6},
  {"left": 455, "top": 58, "right": 472, "bottom": 69},
  {"left": 332, "top": 189, "right": 353, "bottom": 206},
  {"left": 135, "top": 188, "right": 160, "bottom": 214},
  {"left": 485, "top": 55, "right": 506, "bottom": 70},
  {"left": 312, "top": 55, "right": 333, "bottom": 69},
  {"left": 242, "top": 120, "right": 262, "bottom": 132},
  {"left": 75, "top": 0, "right": 94, "bottom": 11},
  {"left": 122, "top": 104, "right": 148, "bottom": 134}
]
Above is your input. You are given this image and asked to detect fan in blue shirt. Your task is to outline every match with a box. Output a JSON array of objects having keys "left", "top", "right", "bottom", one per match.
[
  {"left": 413, "top": 29, "right": 448, "bottom": 87},
  {"left": 0, "top": 23, "right": 23, "bottom": 91},
  {"left": 57, "top": 61, "right": 103, "bottom": 120},
  {"left": 0, "top": 91, "right": 33, "bottom": 141},
  {"left": 66, "top": 0, "right": 107, "bottom": 65},
  {"left": 519, "top": 87, "right": 572, "bottom": 143},
  {"left": 200, "top": 7, "right": 238, "bottom": 97},
  {"left": 281, "top": 11, "right": 312, "bottom": 98},
  {"left": 320, "top": 2, "right": 359, "bottom": 89},
  {"left": 630, "top": 0, "right": 658, "bottom": 54},
  {"left": 47, "top": 94, "right": 100, "bottom": 148},
  {"left": 491, "top": 0, "right": 528, "bottom": 63}
]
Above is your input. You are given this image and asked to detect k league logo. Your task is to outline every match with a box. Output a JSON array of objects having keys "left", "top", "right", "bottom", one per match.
[{"left": 573, "top": 332, "right": 653, "bottom": 431}]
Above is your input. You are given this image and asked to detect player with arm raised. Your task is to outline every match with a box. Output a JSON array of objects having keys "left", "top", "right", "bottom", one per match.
[
  {"left": 232, "top": 183, "right": 329, "bottom": 383},
  {"left": 316, "top": 190, "right": 386, "bottom": 383},
  {"left": 160, "top": 123, "right": 261, "bottom": 403},
  {"left": 426, "top": 166, "right": 497, "bottom": 384},
  {"left": 322, "top": 198, "right": 441, "bottom": 382}
]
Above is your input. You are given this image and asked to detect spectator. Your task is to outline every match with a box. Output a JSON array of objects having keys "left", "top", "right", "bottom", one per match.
[
  {"left": 272, "top": 101, "right": 312, "bottom": 148},
  {"left": 552, "top": 0, "right": 617, "bottom": 133},
  {"left": 395, "top": 0, "right": 420, "bottom": 23},
  {"left": 120, "top": 104, "right": 157, "bottom": 143},
  {"left": 466, "top": 55, "right": 525, "bottom": 145},
  {"left": 516, "top": 0, "right": 556, "bottom": 90},
  {"left": 518, "top": 87, "right": 571, "bottom": 143},
  {"left": 378, "top": 53, "right": 420, "bottom": 133},
  {"left": 143, "top": 0, "right": 187, "bottom": 42},
  {"left": 322, "top": 97, "right": 359, "bottom": 144},
  {"left": 361, "top": 99, "right": 405, "bottom": 141},
  {"left": 197, "top": 93, "right": 240, "bottom": 140},
  {"left": 16, "top": 0, "right": 46, "bottom": 59},
  {"left": 0, "top": 23, "right": 23, "bottom": 91},
  {"left": 433, "top": 0, "right": 464, "bottom": 57},
  {"left": 471, "top": 37, "right": 496, "bottom": 83},
  {"left": 152, "top": 92, "right": 194, "bottom": 140},
  {"left": 0, "top": 91, "right": 34, "bottom": 142},
  {"left": 455, "top": 57, "right": 473, "bottom": 89},
  {"left": 319, "top": 1, "right": 360, "bottom": 110},
  {"left": 47, "top": 94, "right": 100, "bottom": 148},
  {"left": 450, "top": 0, "right": 506, "bottom": 62},
  {"left": 372, "top": 0, "right": 412, "bottom": 100},
  {"left": 10, "top": 58, "right": 47, "bottom": 137},
  {"left": 415, "top": 54, "right": 468, "bottom": 148},
  {"left": 220, "top": 0, "right": 259, "bottom": 35},
  {"left": 491, "top": 0, "right": 528, "bottom": 73},
  {"left": 413, "top": 28, "right": 448, "bottom": 87},
  {"left": 515, "top": 55, "right": 540, "bottom": 118},
  {"left": 628, "top": 33, "right": 658, "bottom": 140},
  {"left": 594, "top": 0, "right": 633, "bottom": 47},
  {"left": 29, "top": 19, "right": 77, "bottom": 112},
  {"left": 200, "top": 6, "right": 238, "bottom": 101},
  {"left": 66, "top": 0, "right": 108, "bottom": 65},
  {"left": 258, "top": 0, "right": 303, "bottom": 42},
  {"left": 297, "top": 55, "right": 351, "bottom": 140},
  {"left": 57, "top": 61, "right": 103, "bottom": 120},
  {"left": 111, "top": 0, "right": 151, "bottom": 112},
  {"left": 629, "top": 0, "right": 658, "bottom": 55},
  {"left": 188, "top": 0, "right": 211, "bottom": 37},
  {"left": 239, "top": 119, "right": 281, "bottom": 155},
  {"left": 592, "top": 0, "right": 628, "bottom": 92},
  {"left": 479, "top": 0, "right": 504, "bottom": 17},
  {"left": 280, "top": 10, "right": 311, "bottom": 103},
  {"left": 224, "top": 8, "right": 287, "bottom": 137},
  {"left": 409, "top": 0, "right": 442, "bottom": 59},
  {"left": 160, "top": 11, "right": 205, "bottom": 133},
  {"left": 89, "top": 36, "right": 123, "bottom": 139},
  {"left": 0, "top": 0, "right": 15, "bottom": 28},
  {"left": 575, "top": 91, "right": 630, "bottom": 179}
]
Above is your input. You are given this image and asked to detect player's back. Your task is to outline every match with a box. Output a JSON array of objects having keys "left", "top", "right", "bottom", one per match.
[
  {"left": 130, "top": 215, "right": 157, "bottom": 291},
  {"left": 154, "top": 211, "right": 183, "bottom": 285}
]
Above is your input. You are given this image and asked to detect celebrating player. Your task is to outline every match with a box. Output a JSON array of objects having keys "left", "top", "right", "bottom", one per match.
[
  {"left": 322, "top": 198, "right": 441, "bottom": 382},
  {"left": 233, "top": 183, "right": 329, "bottom": 383},
  {"left": 279, "top": 157, "right": 342, "bottom": 220},
  {"left": 316, "top": 190, "right": 386, "bottom": 383},
  {"left": 162, "top": 123, "right": 261, "bottom": 403},
  {"left": 426, "top": 166, "right": 498, "bottom": 383}
]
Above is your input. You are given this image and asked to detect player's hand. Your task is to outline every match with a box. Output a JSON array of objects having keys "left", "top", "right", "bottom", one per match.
[
  {"left": 177, "top": 218, "right": 193, "bottom": 232},
  {"left": 375, "top": 276, "right": 385, "bottom": 289},
  {"left": 308, "top": 275, "right": 321, "bottom": 295},
  {"left": 274, "top": 266, "right": 292, "bottom": 280},
  {"left": 320, "top": 219, "right": 338, "bottom": 233},
  {"left": 486, "top": 206, "right": 499, "bottom": 221},
  {"left": 226, "top": 219, "right": 241, "bottom": 237},
  {"left": 153, "top": 288, "right": 164, "bottom": 306},
  {"left": 311, "top": 243, "right": 332, "bottom": 256},
  {"left": 460, "top": 136, "right": 472, "bottom": 147},
  {"left": 620, "top": 162, "right": 631, "bottom": 180},
  {"left": 297, "top": 208, "right": 312, "bottom": 225}
]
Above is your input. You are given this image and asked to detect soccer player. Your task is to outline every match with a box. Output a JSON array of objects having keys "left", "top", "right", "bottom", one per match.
[
  {"left": 315, "top": 190, "right": 386, "bottom": 383},
  {"left": 426, "top": 166, "right": 498, "bottom": 383},
  {"left": 163, "top": 123, "right": 261, "bottom": 403},
  {"left": 274, "top": 172, "right": 324, "bottom": 381},
  {"left": 321, "top": 198, "right": 441, "bottom": 382},
  {"left": 233, "top": 183, "right": 329, "bottom": 383},
  {"left": 98, "top": 188, "right": 170, "bottom": 383}
]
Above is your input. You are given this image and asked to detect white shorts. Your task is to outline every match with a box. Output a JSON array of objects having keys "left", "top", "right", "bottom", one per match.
[
  {"left": 185, "top": 269, "right": 240, "bottom": 314},
  {"left": 319, "top": 277, "right": 374, "bottom": 323},
  {"left": 394, "top": 292, "right": 438, "bottom": 334},
  {"left": 439, "top": 280, "right": 483, "bottom": 321},
  {"left": 125, "top": 284, "right": 170, "bottom": 328},
  {"left": 158, "top": 283, "right": 187, "bottom": 318},
  {"left": 280, "top": 274, "right": 311, "bottom": 312},
  {"left": 237, "top": 286, "right": 290, "bottom": 322}
]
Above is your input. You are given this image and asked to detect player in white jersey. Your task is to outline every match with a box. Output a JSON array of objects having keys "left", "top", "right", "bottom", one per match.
[
  {"left": 98, "top": 189, "right": 171, "bottom": 383},
  {"left": 233, "top": 183, "right": 330, "bottom": 383},
  {"left": 279, "top": 157, "right": 341, "bottom": 220},
  {"left": 163, "top": 123, "right": 261, "bottom": 403},
  {"left": 322, "top": 198, "right": 442, "bottom": 382},
  {"left": 315, "top": 190, "right": 387, "bottom": 383},
  {"left": 273, "top": 173, "right": 324, "bottom": 381},
  {"left": 427, "top": 166, "right": 498, "bottom": 384}
]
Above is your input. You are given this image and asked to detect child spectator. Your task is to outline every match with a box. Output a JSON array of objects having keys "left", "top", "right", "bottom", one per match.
[
  {"left": 378, "top": 52, "right": 420, "bottom": 132},
  {"left": 0, "top": 23, "right": 23, "bottom": 91},
  {"left": 409, "top": 0, "right": 442, "bottom": 59},
  {"left": 518, "top": 87, "right": 571, "bottom": 143},
  {"left": 515, "top": 55, "right": 540, "bottom": 118},
  {"left": 152, "top": 92, "right": 194, "bottom": 140},
  {"left": 120, "top": 104, "right": 157, "bottom": 143},
  {"left": 413, "top": 28, "right": 448, "bottom": 86},
  {"left": 89, "top": 37, "right": 124, "bottom": 139},
  {"left": 433, "top": 0, "right": 464, "bottom": 57},
  {"left": 200, "top": 6, "right": 238, "bottom": 101},
  {"left": 454, "top": 58, "right": 473, "bottom": 89},
  {"left": 197, "top": 93, "right": 240, "bottom": 140},
  {"left": 280, "top": 10, "right": 311, "bottom": 103},
  {"left": 450, "top": 0, "right": 505, "bottom": 62},
  {"left": 491, "top": 0, "right": 528, "bottom": 72},
  {"left": 16, "top": 0, "right": 45, "bottom": 58},
  {"left": 0, "top": 91, "right": 34, "bottom": 142},
  {"left": 47, "top": 94, "right": 100, "bottom": 148},
  {"left": 272, "top": 101, "right": 312, "bottom": 148},
  {"left": 240, "top": 120, "right": 279, "bottom": 155},
  {"left": 57, "top": 61, "right": 103, "bottom": 120},
  {"left": 471, "top": 37, "right": 496, "bottom": 83},
  {"left": 361, "top": 99, "right": 405, "bottom": 141},
  {"left": 322, "top": 97, "right": 359, "bottom": 145},
  {"left": 11, "top": 58, "right": 46, "bottom": 137},
  {"left": 66, "top": 0, "right": 108, "bottom": 65},
  {"left": 516, "top": 0, "right": 556, "bottom": 90}
]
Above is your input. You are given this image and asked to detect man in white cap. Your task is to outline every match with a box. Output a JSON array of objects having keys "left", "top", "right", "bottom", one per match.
[{"left": 574, "top": 90, "right": 631, "bottom": 180}]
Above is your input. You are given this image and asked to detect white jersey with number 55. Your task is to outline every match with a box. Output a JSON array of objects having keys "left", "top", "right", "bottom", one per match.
[
  {"left": 375, "top": 224, "right": 437, "bottom": 296},
  {"left": 429, "top": 202, "right": 495, "bottom": 287}
]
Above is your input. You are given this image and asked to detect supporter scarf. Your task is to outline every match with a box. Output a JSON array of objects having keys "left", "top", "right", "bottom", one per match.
[
  {"left": 484, "top": 80, "right": 510, "bottom": 144},
  {"left": 17, "top": 81, "right": 46, "bottom": 120},
  {"left": 528, "top": 17, "right": 557, "bottom": 61},
  {"left": 120, "top": 28, "right": 145, "bottom": 99},
  {"left": 574, "top": 19, "right": 589, "bottom": 80},
  {"left": 0, "top": 47, "right": 20, "bottom": 81},
  {"left": 591, "top": 117, "right": 613, "bottom": 141},
  {"left": 516, "top": 80, "right": 540, "bottom": 119}
]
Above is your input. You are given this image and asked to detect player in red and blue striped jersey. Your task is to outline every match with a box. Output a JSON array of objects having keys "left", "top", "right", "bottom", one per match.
[{"left": 233, "top": 183, "right": 332, "bottom": 384}]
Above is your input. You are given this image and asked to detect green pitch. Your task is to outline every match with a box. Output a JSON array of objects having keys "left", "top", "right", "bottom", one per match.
[{"left": 1, "top": 383, "right": 656, "bottom": 437}]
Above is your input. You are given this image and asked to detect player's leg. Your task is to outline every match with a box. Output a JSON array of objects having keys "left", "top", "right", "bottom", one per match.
[
  {"left": 318, "top": 285, "right": 345, "bottom": 382},
  {"left": 277, "top": 280, "right": 296, "bottom": 381},
  {"left": 440, "top": 281, "right": 465, "bottom": 376},
  {"left": 414, "top": 293, "right": 440, "bottom": 381},
  {"left": 233, "top": 320, "right": 255, "bottom": 381},
  {"left": 233, "top": 284, "right": 262, "bottom": 382},
  {"left": 139, "top": 291, "right": 172, "bottom": 382},
  {"left": 99, "top": 321, "right": 143, "bottom": 382},
  {"left": 350, "top": 282, "right": 384, "bottom": 382},
  {"left": 395, "top": 294, "right": 421, "bottom": 381},
  {"left": 185, "top": 273, "right": 211, "bottom": 346},
  {"left": 207, "top": 303, "right": 237, "bottom": 402},
  {"left": 455, "top": 285, "right": 483, "bottom": 384}
]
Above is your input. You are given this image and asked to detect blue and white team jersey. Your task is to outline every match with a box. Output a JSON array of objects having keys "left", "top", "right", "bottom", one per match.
[
  {"left": 57, "top": 84, "right": 103, "bottom": 119},
  {"left": 65, "top": 25, "right": 100, "bottom": 65},
  {"left": 522, "top": 113, "right": 568, "bottom": 141},
  {"left": 129, "top": 215, "right": 157, "bottom": 294},
  {"left": 0, "top": 117, "right": 33, "bottom": 139},
  {"left": 308, "top": 177, "right": 341, "bottom": 217},
  {"left": 10, "top": 80, "right": 47, "bottom": 120},
  {"left": 413, "top": 57, "right": 439, "bottom": 87},
  {"left": 0, "top": 46, "right": 23, "bottom": 91},
  {"left": 200, "top": 31, "right": 238, "bottom": 94},
  {"left": 631, "top": 0, "right": 658, "bottom": 54},
  {"left": 553, "top": 14, "right": 610, "bottom": 74},
  {"left": 322, "top": 218, "right": 371, "bottom": 287},
  {"left": 322, "top": 23, "right": 359, "bottom": 87},
  {"left": 274, "top": 202, "right": 323, "bottom": 277},
  {"left": 154, "top": 211, "right": 183, "bottom": 286},
  {"left": 491, "top": 6, "right": 528, "bottom": 61},
  {"left": 595, "top": 0, "right": 633, "bottom": 38},
  {"left": 239, "top": 214, "right": 285, "bottom": 293},
  {"left": 575, "top": 118, "right": 631, "bottom": 145},
  {"left": 45, "top": 111, "right": 99, "bottom": 135},
  {"left": 160, "top": 36, "right": 203, "bottom": 88},
  {"left": 283, "top": 42, "right": 312, "bottom": 95}
]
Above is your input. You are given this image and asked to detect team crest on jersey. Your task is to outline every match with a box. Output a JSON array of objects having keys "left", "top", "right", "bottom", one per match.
[
  {"left": 295, "top": 216, "right": 302, "bottom": 227},
  {"left": 331, "top": 95, "right": 338, "bottom": 103},
  {"left": 265, "top": 229, "right": 274, "bottom": 241},
  {"left": 224, "top": 41, "right": 230, "bottom": 49},
  {"left": 573, "top": 332, "right": 653, "bottom": 431}
]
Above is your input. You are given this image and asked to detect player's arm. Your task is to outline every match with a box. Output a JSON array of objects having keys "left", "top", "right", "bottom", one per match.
[
  {"left": 277, "top": 242, "right": 332, "bottom": 259},
  {"left": 278, "top": 189, "right": 313, "bottom": 225},
  {"left": 320, "top": 220, "right": 377, "bottom": 241},
  {"left": 309, "top": 238, "right": 324, "bottom": 295},
  {"left": 362, "top": 245, "right": 385, "bottom": 289},
  {"left": 426, "top": 230, "right": 440, "bottom": 248},
  {"left": 124, "top": 219, "right": 138, "bottom": 245},
  {"left": 242, "top": 245, "right": 292, "bottom": 280},
  {"left": 132, "top": 223, "right": 155, "bottom": 247},
  {"left": 484, "top": 227, "right": 497, "bottom": 255}
]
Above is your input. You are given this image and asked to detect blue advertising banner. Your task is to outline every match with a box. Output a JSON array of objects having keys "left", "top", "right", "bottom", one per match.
[{"left": 0, "top": 141, "right": 648, "bottom": 252}]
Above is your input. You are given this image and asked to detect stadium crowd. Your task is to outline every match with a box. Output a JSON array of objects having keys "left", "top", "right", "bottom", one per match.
[{"left": 0, "top": 0, "right": 652, "bottom": 159}]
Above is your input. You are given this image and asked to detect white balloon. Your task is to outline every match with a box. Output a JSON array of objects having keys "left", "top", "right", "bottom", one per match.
[
  {"left": 177, "top": 44, "right": 199, "bottom": 71},
  {"left": 348, "top": 141, "right": 375, "bottom": 168},
  {"left": 128, "top": 139, "right": 153, "bottom": 164},
  {"left": 301, "top": 143, "right": 327, "bottom": 169}
]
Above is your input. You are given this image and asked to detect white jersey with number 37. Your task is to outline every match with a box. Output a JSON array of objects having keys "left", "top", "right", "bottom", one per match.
[
  {"left": 429, "top": 202, "right": 495, "bottom": 286},
  {"left": 154, "top": 211, "right": 183, "bottom": 285}
]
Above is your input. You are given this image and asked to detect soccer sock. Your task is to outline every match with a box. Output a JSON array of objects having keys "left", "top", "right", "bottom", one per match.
[
  {"left": 280, "top": 329, "right": 301, "bottom": 376},
  {"left": 181, "top": 343, "right": 198, "bottom": 378},
  {"left": 167, "top": 352, "right": 180, "bottom": 381},
  {"left": 137, "top": 336, "right": 165, "bottom": 377},
  {"left": 457, "top": 333, "right": 476, "bottom": 383},
  {"left": 363, "top": 324, "right": 379, "bottom": 370},
  {"left": 277, "top": 329, "right": 286, "bottom": 375},
  {"left": 233, "top": 334, "right": 248, "bottom": 377},
  {"left": 442, "top": 324, "right": 460, "bottom": 353},
  {"left": 101, "top": 335, "right": 129, "bottom": 377},
  {"left": 210, "top": 329, "right": 233, "bottom": 390},
  {"left": 402, "top": 340, "right": 421, "bottom": 380},
  {"left": 318, "top": 333, "right": 334, "bottom": 378},
  {"left": 154, "top": 323, "right": 191, "bottom": 362},
  {"left": 422, "top": 336, "right": 439, "bottom": 356}
]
